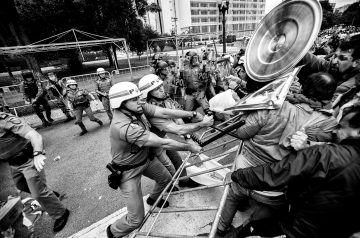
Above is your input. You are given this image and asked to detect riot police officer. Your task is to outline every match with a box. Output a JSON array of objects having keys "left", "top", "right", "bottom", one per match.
[
  {"left": 106, "top": 82, "right": 201, "bottom": 238},
  {"left": 47, "top": 72, "right": 75, "bottom": 122},
  {"left": 139, "top": 74, "right": 213, "bottom": 185},
  {"left": 20, "top": 70, "right": 53, "bottom": 127},
  {"left": 0, "top": 111, "right": 69, "bottom": 232},
  {"left": 95, "top": 68, "right": 113, "bottom": 121},
  {"left": 180, "top": 51, "right": 211, "bottom": 114},
  {"left": 65, "top": 79, "right": 103, "bottom": 136}
]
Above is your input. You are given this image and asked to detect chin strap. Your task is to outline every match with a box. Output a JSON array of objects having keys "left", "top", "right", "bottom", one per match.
[{"left": 148, "top": 93, "right": 168, "bottom": 102}]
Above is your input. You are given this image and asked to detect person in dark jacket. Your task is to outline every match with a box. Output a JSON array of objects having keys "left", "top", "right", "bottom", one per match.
[
  {"left": 298, "top": 39, "right": 360, "bottom": 102},
  {"left": 20, "top": 70, "right": 53, "bottom": 127},
  {"left": 228, "top": 106, "right": 360, "bottom": 238}
]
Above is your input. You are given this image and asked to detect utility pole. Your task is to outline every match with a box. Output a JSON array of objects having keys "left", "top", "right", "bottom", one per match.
[
  {"left": 218, "top": 1, "right": 230, "bottom": 54},
  {"left": 172, "top": 0, "right": 179, "bottom": 68}
]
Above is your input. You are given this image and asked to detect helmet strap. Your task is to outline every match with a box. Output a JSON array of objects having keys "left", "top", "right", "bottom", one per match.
[
  {"left": 120, "top": 103, "right": 143, "bottom": 117},
  {"left": 148, "top": 92, "right": 167, "bottom": 101}
]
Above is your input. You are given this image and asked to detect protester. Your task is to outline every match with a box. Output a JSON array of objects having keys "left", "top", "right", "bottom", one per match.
[
  {"left": 229, "top": 106, "right": 360, "bottom": 238},
  {"left": 47, "top": 72, "right": 75, "bottom": 122},
  {"left": 216, "top": 72, "right": 338, "bottom": 236},
  {"left": 106, "top": 82, "right": 202, "bottom": 238},
  {"left": 20, "top": 70, "right": 53, "bottom": 127}
]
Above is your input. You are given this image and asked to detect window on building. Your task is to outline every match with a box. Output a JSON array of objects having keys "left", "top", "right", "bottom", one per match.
[
  {"left": 191, "top": 2, "right": 199, "bottom": 7},
  {"left": 210, "top": 25, "right": 217, "bottom": 32},
  {"left": 210, "top": 17, "right": 217, "bottom": 22},
  {"left": 233, "top": 24, "right": 238, "bottom": 31},
  {"left": 200, "top": 3, "right": 207, "bottom": 7},
  {"left": 192, "top": 26, "right": 200, "bottom": 33},
  {"left": 209, "top": 2, "right": 217, "bottom": 7},
  {"left": 201, "top": 18, "right": 208, "bottom": 22},
  {"left": 192, "top": 17, "right": 200, "bottom": 23},
  {"left": 201, "top": 26, "right": 209, "bottom": 33},
  {"left": 209, "top": 10, "right": 217, "bottom": 15},
  {"left": 201, "top": 10, "right": 208, "bottom": 15},
  {"left": 239, "top": 23, "right": 244, "bottom": 31},
  {"left": 191, "top": 10, "right": 200, "bottom": 15}
]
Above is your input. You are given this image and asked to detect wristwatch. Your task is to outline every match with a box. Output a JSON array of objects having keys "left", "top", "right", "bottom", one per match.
[
  {"left": 192, "top": 111, "right": 197, "bottom": 118},
  {"left": 33, "top": 151, "right": 44, "bottom": 156},
  {"left": 184, "top": 134, "right": 192, "bottom": 140}
]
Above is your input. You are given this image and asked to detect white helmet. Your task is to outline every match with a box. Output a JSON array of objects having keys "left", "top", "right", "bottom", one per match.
[
  {"left": 97, "top": 68, "right": 106, "bottom": 74},
  {"left": 138, "top": 74, "right": 163, "bottom": 96},
  {"left": 66, "top": 79, "right": 77, "bottom": 87},
  {"left": 109, "top": 82, "right": 142, "bottom": 109}
]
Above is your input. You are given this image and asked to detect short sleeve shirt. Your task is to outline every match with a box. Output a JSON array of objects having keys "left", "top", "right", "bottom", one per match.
[
  {"left": 0, "top": 112, "right": 32, "bottom": 161},
  {"left": 110, "top": 109, "right": 152, "bottom": 166}
]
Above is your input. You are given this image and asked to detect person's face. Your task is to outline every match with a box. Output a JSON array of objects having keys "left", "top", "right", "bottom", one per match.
[
  {"left": 191, "top": 56, "right": 199, "bottom": 66},
  {"left": 99, "top": 72, "right": 106, "bottom": 79},
  {"left": 169, "top": 65, "right": 176, "bottom": 74},
  {"left": 69, "top": 84, "right": 77, "bottom": 90},
  {"left": 124, "top": 95, "right": 145, "bottom": 113},
  {"left": 334, "top": 112, "right": 360, "bottom": 142},
  {"left": 330, "top": 48, "right": 356, "bottom": 74},
  {"left": 159, "top": 68, "right": 169, "bottom": 77},
  {"left": 150, "top": 84, "right": 166, "bottom": 99}
]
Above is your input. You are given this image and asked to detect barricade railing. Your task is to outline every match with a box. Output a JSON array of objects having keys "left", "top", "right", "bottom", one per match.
[
  {"left": 131, "top": 117, "right": 245, "bottom": 237},
  {"left": 0, "top": 66, "right": 151, "bottom": 116}
]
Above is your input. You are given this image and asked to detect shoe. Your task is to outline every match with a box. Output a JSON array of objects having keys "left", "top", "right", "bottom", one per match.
[
  {"left": 42, "top": 120, "right": 51, "bottom": 127},
  {"left": 79, "top": 130, "right": 88, "bottom": 136},
  {"left": 106, "top": 225, "right": 115, "bottom": 238},
  {"left": 47, "top": 117, "right": 54, "bottom": 123},
  {"left": 64, "top": 116, "right": 75, "bottom": 122},
  {"left": 97, "top": 120, "right": 103, "bottom": 126},
  {"left": 53, "top": 209, "right": 70, "bottom": 232},
  {"left": 178, "top": 179, "right": 200, "bottom": 188},
  {"left": 216, "top": 225, "right": 240, "bottom": 238},
  {"left": 146, "top": 197, "right": 169, "bottom": 208}
]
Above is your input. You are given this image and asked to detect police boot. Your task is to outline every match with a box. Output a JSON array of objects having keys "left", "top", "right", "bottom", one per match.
[
  {"left": 95, "top": 119, "right": 103, "bottom": 126},
  {"left": 78, "top": 122, "right": 88, "bottom": 136},
  {"left": 64, "top": 112, "right": 75, "bottom": 122},
  {"left": 41, "top": 118, "right": 51, "bottom": 127},
  {"left": 45, "top": 111, "right": 54, "bottom": 123}
]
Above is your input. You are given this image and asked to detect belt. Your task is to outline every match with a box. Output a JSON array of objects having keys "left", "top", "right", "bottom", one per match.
[
  {"left": 112, "top": 158, "right": 148, "bottom": 172},
  {"left": 8, "top": 143, "right": 33, "bottom": 166}
]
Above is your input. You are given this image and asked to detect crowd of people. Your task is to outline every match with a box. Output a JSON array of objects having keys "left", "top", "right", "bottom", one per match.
[{"left": 1, "top": 23, "right": 360, "bottom": 238}]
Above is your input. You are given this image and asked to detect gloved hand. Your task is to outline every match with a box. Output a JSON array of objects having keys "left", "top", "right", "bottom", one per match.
[
  {"left": 224, "top": 172, "right": 233, "bottom": 185},
  {"left": 33, "top": 154, "right": 46, "bottom": 172},
  {"left": 201, "top": 115, "right": 214, "bottom": 127}
]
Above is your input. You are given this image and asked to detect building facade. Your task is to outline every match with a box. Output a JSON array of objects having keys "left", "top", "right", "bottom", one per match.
[{"left": 145, "top": 0, "right": 266, "bottom": 40}]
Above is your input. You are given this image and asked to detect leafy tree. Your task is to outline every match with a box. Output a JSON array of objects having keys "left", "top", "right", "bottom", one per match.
[{"left": 341, "top": 3, "right": 360, "bottom": 26}]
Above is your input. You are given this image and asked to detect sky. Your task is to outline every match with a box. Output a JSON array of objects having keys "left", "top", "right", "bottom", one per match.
[{"left": 265, "top": 0, "right": 358, "bottom": 13}]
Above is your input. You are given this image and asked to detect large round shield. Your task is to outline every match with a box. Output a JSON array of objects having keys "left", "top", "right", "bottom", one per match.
[{"left": 245, "top": 0, "right": 322, "bottom": 82}]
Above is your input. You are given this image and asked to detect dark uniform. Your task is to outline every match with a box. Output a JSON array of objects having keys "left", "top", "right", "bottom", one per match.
[
  {"left": 108, "top": 103, "right": 172, "bottom": 237},
  {"left": 65, "top": 88, "right": 102, "bottom": 133},
  {"left": 0, "top": 112, "right": 66, "bottom": 220},
  {"left": 47, "top": 79, "right": 74, "bottom": 121},
  {"left": 181, "top": 64, "right": 210, "bottom": 113},
  {"left": 20, "top": 71, "right": 53, "bottom": 126},
  {"left": 95, "top": 77, "right": 113, "bottom": 121}
]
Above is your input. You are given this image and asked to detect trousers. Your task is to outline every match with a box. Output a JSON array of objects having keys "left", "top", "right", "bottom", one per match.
[
  {"left": 110, "top": 158, "right": 171, "bottom": 237},
  {"left": 101, "top": 97, "right": 113, "bottom": 121},
  {"left": 218, "top": 182, "right": 288, "bottom": 232},
  {"left": 184, "top": 90, "right": 209, "bottom": 111},
  {"left": 74, "top": 106, "right": 98, "bottom": 124},
  {"left": 32, "top": 97, "right": 52, "bottom": 121},
  {"left": 10, "top": 159, "right": 66, "bottom": 220}
]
